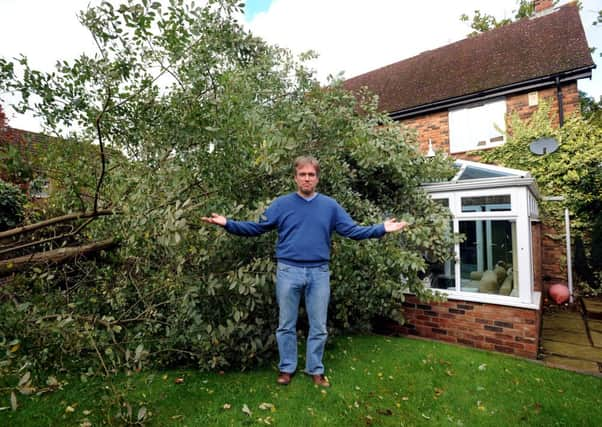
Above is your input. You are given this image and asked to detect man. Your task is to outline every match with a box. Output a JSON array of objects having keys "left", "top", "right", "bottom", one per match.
[{"left": 202, "top": 156, "right": 407, "bottom": 387}]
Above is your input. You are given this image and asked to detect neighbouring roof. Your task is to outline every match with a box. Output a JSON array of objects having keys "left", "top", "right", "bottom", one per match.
[{"left": 343, "top": 3, "right": 595, "bottom": 118}]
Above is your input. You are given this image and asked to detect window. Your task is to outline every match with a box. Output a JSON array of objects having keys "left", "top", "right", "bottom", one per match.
[
  {"left": 461, "top": 195, "right": 511, "bottom": 212},
  {"left": 448, "top": 98, "right": 507, "bottom": 153},
  {"left": 422, "top": 161, "right": 539, "bottom": 308},
  {"left": 29, "top": 177, "right": 50, "bottom": 198},
  {"left": 459, "top": 219, "right": 517, "bottom": 296},
  {"left": 426, "top": 189, "right": 525, "bottom": 299}
]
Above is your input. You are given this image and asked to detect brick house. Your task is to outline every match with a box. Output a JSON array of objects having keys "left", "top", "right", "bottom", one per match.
[{"left": 344, "top": 1, "right": 595, "bottom": 358}]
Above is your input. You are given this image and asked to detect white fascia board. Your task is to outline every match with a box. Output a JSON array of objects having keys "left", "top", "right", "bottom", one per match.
[{"left": 422, "top": 176, "right": 539, "bottom": 197}]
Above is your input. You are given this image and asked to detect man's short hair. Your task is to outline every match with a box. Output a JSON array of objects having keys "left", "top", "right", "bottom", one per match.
[{"left": 293, "top": 155, "right": 320, "bottom": 177}]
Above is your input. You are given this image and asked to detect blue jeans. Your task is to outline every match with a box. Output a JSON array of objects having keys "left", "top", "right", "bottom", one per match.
[{"left": 276, "top": 262, "right": 330, "bottom": 375}]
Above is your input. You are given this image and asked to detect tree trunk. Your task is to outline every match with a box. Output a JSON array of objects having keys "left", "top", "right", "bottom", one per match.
[
  {"left": 0, "top": 209, "right": 115, "bottom": 240},
  {"left": 0, "top": 238, "right": 117, "bottom": 276}
]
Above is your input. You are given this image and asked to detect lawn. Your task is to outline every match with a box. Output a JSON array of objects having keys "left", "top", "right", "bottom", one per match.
[{"left": 2, "top": 335, "right": 601, "bottom": 426}]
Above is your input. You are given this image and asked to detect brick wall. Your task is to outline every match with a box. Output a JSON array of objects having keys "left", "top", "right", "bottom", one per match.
[
  {"left": 398, "top": 295, "right": 541, "bottom": 359},
  {"left": 403, "top": 110, "right": 450, "bottom": 156},
  {"left": 402, "top": 82, "right": 580, "bottom": 159},
  {"left": 531, "top": 222, "right": 543, "bottom": 292},
  {"left": 505, "top": 83, "right": 580, "bottom": 127},
  {"left": 541, "top": 223, "right": 567, "bottom": 288}
]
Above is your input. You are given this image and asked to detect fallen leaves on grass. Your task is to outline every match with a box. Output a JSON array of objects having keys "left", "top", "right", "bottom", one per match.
[
  {"left": 242, "top": 403, "right": 252, "bottom": 416},
  {"left": 10, "top": 391, "right": 17, "bottom": 411},
  {"left": 17, "top": 371, "right": 36, "bottom": 395},
  {"left": 259, "top": 402, "right": 276, "bottom": 412},
  {"left": 137, "top": 406, "right": 148, "bottom": 422}
]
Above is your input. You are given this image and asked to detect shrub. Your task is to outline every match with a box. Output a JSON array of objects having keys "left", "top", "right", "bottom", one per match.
[{"left": 0, "top": 179, "right": 26, "bottom": 231}]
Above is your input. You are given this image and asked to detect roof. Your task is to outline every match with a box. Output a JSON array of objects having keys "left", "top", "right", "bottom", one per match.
[
  {"left": 343, "top": 3, "right": 595, "bottom": 118},
  {"left": 421, "top": 160, "right": 539, "bottom": 198}
]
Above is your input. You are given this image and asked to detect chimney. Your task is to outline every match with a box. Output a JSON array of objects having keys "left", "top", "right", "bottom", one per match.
[{"left": 534, "top": 0, "right": 554, "bottom": 13}]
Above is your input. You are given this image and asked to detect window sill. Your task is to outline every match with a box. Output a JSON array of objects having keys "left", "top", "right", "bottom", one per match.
[{"left": 428, "top": 289, "right": 541, "bottom": 310}]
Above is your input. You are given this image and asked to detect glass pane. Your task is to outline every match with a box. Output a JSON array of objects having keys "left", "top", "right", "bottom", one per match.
[
  {"left": 461, "top": 195, "right": 511, "bottom": 212},
  {"left": 427, "top": 258, "right": 456, "bottom": 291},
  {"left": 457, "top": 166, "right": 511, "bottom": 180},
  {"left": 459, "top": 220, "right": 517, "bottom": 296}
]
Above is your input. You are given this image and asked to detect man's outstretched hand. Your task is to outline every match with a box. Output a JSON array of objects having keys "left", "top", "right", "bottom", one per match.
[
  {"left": 384, "top": 218, "right": 408, "bottom": 233},
  {"left": 201, "top": 213, "right": 227, "bottom": 227}
]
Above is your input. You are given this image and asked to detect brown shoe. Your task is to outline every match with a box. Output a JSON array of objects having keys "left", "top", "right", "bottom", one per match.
[
  {"left": 277, "top": 372, "right": 292, "bottom": 385},
  {"left": 311, "top": 374, "right": 330, "bottom": 388}
]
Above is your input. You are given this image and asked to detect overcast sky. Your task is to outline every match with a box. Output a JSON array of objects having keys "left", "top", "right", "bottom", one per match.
[{"left": 1, "top": 0, "right": 600, "bottom": 132}]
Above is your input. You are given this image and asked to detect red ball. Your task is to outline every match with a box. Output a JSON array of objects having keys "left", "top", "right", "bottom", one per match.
[{"left": 549, "top": 284, "right": 570, "bottom": 304}]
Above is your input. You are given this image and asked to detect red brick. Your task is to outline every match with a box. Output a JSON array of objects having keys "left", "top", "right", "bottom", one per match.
[{"left": 494, "top": 345, "right": 515, "bottom": 354}]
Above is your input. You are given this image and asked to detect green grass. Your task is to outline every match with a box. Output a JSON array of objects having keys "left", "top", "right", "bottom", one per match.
[{"left": 2, "top": 335, "right": 601, "bottom": 426}]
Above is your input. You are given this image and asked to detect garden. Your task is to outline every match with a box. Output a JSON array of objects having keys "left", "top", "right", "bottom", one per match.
[{"left": 1, "top": 1, "right": 601, "bottom": 425}]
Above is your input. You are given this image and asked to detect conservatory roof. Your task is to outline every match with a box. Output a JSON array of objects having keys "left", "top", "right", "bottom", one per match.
[{"left": 422, "top": 160, "right": 539, "bottom": 197}]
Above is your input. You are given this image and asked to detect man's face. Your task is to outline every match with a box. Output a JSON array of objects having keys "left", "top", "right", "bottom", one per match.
[{"left": 294, "top": 163, "right": 319, "bottom": 197}]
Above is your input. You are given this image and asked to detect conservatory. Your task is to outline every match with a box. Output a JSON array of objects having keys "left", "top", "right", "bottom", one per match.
[{"left": 422, "top": 160, "right": 542, "bottom": 309}]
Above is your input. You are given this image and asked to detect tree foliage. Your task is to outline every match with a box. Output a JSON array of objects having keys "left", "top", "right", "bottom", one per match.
[
  {"left": 0, "top": 180, "right": 26, "bottom": 231},
  {"left": 0, "top": 0, "right": 456, "bottom": 381},
  {"left": 580, "top": 90, "right": 602, "bottom": 127},
  {"left": 459, "top": 0, "right": 538, "bottom": 36},
  {"left": 0, "top": 105, "right": 34, "bottom": 184}
]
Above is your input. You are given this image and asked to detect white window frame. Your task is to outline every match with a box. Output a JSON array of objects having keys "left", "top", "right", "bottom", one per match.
[
  {"left": 429, "top": 187, "right": 538, "bottom": 309},
  {"left": 448, "top": 98, "right": 507, "bottom": 153}
]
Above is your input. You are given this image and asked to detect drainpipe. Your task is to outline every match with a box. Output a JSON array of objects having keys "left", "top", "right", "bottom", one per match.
[{"left": 556, "top": 76, "right": 564, "bottom": 127}]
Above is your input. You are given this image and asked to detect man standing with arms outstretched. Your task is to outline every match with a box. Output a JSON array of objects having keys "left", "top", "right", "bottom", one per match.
[{"left": 202, "top": 156, "right": 407, "bottom": 387}]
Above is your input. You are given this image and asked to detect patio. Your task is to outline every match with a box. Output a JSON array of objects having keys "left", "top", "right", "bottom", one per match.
[{"left": 541, "top": 297, "right": 602, "bottom": 376}]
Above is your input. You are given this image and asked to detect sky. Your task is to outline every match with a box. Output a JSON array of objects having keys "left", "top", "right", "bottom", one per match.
[{"left": 1, "top": 0, "right": 601, "bottom": 132}]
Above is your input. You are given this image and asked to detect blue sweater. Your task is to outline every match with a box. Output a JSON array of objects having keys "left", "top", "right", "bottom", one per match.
[{"left": 224, "top": 193, "right": 385, "bottom": 267}]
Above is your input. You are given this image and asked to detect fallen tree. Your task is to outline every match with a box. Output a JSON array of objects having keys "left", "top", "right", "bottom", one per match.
[
  {"left": 0, "top": 238, "right": 117, "bottom": 275},
  {"left": 0, "top": 0, "right": 456, "bottom": 382}
]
